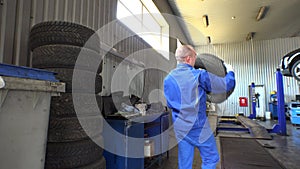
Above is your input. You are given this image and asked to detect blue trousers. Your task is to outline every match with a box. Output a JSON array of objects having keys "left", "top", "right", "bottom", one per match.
[{"left": 177, "top": 134, "right": 219, "bottom": 169}]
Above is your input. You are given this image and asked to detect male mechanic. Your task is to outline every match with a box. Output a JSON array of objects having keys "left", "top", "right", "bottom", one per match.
[{"left": 164, "top": 45, "right": 235, "bottom": 169}]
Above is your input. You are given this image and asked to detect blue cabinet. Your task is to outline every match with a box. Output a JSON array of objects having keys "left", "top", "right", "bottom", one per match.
[
  {"left": 144, "top": 113, "right": 169, "bottom": 156},
  {"left": 269, "top": 102, "right": 289, "bottom": 119},
  {"left": 269, "top": 102, "right": 278, "bottom": 119},
  {"left": 103, "top": 119, "right": 144, "bottom": 169},
  {"left": 103, "top": 113, "right": 169, "bottom": 169}
]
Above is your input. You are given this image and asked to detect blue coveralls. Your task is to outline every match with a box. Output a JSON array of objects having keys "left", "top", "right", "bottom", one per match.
[{"left": 163, "top": 63, "right": 235, "bottom": 169}]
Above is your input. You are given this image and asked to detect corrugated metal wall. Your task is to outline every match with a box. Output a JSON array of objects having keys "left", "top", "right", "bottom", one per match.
[
  {"left": 0, "top": 0, "right": 169, "bottom": 100},
  {"left": 0, "top": 0, "right": 117, "bottom": 66},
  {"left": 196, "top": 36, "right": 300, "bottom": 116},
  {"left": 0, "top": 0, "right": 32, "bottom": 65},
  {"left": 30, "top": 0, "right": 116, "bottom": 30}
]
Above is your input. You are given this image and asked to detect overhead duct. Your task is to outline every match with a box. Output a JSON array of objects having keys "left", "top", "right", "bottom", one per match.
[{"left": 167, "top": 0, "right": 194, "bottom": 45}]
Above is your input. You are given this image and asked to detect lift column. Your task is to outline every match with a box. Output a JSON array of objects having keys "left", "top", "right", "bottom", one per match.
[{"left": 270, "top": 68, "right": 287, "bottom": 135}]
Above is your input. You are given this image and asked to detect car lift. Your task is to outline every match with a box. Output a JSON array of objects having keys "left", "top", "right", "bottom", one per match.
[
  {"left": 268, "top": 68, "right": 287, "bottom": 135},
  {"left": 216, "top": 68, "right": 287, "bottom": 138}
]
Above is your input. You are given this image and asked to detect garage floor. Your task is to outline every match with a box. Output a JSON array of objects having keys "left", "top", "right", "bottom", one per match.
[{"left": 148, "top": 115, "right": 300, "bottom": 169}]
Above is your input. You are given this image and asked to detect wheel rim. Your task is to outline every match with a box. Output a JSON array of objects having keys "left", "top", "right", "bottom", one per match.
[{"left": 292, "top": 61, "right": 300, "bottom": 81}]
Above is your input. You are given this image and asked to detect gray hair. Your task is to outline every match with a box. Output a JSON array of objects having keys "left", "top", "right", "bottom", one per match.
[{"left": 175, "top": 45, "right": 196, "bottom": 62}]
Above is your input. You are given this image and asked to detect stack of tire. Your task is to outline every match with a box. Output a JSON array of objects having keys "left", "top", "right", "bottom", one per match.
[{"left": 29, "top": 21, "right": 105, "bottom": 169}]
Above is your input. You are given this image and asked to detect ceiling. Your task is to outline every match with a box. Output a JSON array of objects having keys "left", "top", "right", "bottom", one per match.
[{"left": 168, "top": 0, "right": 300, "bottom": 46}]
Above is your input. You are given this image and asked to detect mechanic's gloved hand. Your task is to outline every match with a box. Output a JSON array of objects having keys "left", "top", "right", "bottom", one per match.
[{"left": 224, "top": 63, "right": 234, "bottom": 73}]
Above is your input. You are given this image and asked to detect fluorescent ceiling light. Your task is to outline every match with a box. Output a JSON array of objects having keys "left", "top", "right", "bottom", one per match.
[
  {"left": 202, "top": 15, "right": 209, "bottom": 27},
  {"left": 256, "top": 6, "right": 269, "bottom": 21},
  {"left": 207, "top": 36, "right": 211, "bottom": 44}
]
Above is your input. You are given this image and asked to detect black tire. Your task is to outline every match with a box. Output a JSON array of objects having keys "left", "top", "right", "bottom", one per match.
[
  {"left": 46, "top": 68, "right": 102, "bottom": 93},
  {"left": 75, "top": 157, "right": 106, "bottom": 169},
  {"left": 207, "top": 89, "right": 235, "bottom": 103},
  {"left": 45, "top": 138, "right": 103, "bottom": 169},
  {"left": 48, "top": 116, "right": 104, "bottom": 142},
  {"left": 50, "top": 93, "right": 103, "bottom": 118},
  {"left": 194, "top": 53, "right": 235, "bottom": 103},
  {"left": 29, "top": 21, "right": 100, "bottom": 52},
  {"left": 32, "top": 45, "right": 103, "bottom": 73},
  {"left": 291, "top": 60, "right": 300, "bottom": 81},
  {"left": 194, "top": 53, "right": 226, "bottom": 77}
]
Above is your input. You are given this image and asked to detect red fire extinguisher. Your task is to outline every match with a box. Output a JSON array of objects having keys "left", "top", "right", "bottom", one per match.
[{"left": 239, "top": 97, "right": 248, "bottom": 107}]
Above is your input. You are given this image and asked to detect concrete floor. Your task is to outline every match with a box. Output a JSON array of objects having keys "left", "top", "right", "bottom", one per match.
[{"left": 148, "top": 115, "right": 300, "bottom": 169}]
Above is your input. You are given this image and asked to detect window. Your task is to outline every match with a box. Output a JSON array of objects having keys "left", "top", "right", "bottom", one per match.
[
  {"left": 177, "top": 38, "right": 182, "bottom": 48},
  {"left": 117, "top": 0, "right": 169, "bottom": 59}
]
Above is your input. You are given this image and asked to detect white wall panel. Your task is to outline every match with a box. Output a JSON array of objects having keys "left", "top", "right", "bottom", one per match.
[{"left": 196, "top": 37, "right": 300, "bottom": 116}]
